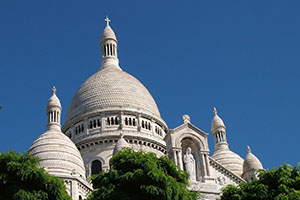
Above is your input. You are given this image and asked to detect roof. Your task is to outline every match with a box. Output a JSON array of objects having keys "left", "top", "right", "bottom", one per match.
[{"left": 65, "top": 67, "right": 161, "bottom": 124}]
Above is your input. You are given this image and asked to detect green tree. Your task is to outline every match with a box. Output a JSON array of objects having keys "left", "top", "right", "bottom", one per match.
[
  {"left": 88, "top": 148, "right": 199, "bottom": 200},
  {"left": 0, "top": 150, "right": 71, "bottom": 200},
  {"left": 221, "top": 164, "right": 300, "bottom": 200}
]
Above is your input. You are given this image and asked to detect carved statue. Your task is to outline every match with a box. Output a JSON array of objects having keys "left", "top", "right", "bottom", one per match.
[{"left": 183, "top": 147, "right": 196, "bottom": 181}]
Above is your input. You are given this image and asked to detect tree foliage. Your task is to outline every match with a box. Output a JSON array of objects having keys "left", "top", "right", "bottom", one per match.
[
  {"left": 221, "top": 164, "right": 300, "bottom": 200},
  {"left": 88, "top": 148, "right": 199, "bottom": 200},
  {"left": 0, "top": 150, "right": 71, "bottom": 200}
]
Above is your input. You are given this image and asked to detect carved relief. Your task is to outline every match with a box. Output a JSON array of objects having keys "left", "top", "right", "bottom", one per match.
[{"left": 216, "top": 176, "right": 226, "bottom": 185}]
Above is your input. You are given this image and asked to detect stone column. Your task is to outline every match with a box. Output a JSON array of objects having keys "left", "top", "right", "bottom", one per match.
[
  {"left": 101, "top": 114, "right": 106, "bottom": 132},
  {"left": 173, "top": 149, "right": 178, "bottom": 166},
  {"left": 204, "top": 154, "right": 211, "bottom": 176},
  {"left": 84, "top": 118, "right": 89, "bottom": 135},
  {"left": 137, "top": 113, "right": 141, "bottom": 131},
  {"left": 200, "top": 152, "right": 207, "bottom": 177},
  {"left": 119, "top": 112, "right": 123, "bottom": 130},
  {"left": 70, "top": 180, "right": 77, "bottom": 200},
  {"left": 151, "top": 119, "right": 156, "bottom": 136},
  {"left": 177, "top": 149, "right": 183, "bottom": 170}
]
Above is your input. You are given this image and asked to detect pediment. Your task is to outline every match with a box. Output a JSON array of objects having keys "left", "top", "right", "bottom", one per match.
[
  {"left": 170, "top": 122, "right": 208, "bottom": 137},
  {"left": 209, "top": 156, "right": 245, "bottom": 185},
  {"left": 165, "top": 122, "right": 210, "bottom": 151}
]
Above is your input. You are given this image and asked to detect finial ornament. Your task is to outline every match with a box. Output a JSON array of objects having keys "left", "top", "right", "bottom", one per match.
[
  {"left": 183, "top": 114, "right": 190, "bottom": 124},
  {"left": 52, "top": 86, "right": 56, "bottom": 95},
  {"left": 105, "top": 16, "right": 110, "bottom": 26},
  {"left": 247, "top": 145, "right": 251, "bottom": 153},
  {"left": 213, "top": 107, "right": 217, "bottom": 116}
]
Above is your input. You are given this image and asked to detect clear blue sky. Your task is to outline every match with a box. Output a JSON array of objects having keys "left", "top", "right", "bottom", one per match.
[{"left": 0, "top": 1, "right": 299, "bottom": 170}]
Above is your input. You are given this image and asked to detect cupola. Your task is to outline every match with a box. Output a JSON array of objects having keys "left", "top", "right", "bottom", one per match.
[
  {"left": 46, "top": 86, "right": 62, "bottom": 131},
  {"left": 100, "top": 17, "right": 120, "bottom": 69},
  {"left": 242, "top": 146, "right": 263, "bottom": 181},
  {"left": 211, "top": 107, "right": 244, "bottom": 176}
]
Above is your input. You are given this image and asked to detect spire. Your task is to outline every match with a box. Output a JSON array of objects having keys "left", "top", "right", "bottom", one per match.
[
  {"left": 211, "top": 107, "right": 228, "bottom": 151},
  {"left": 100, "top": 17, "right": 120, "bottom": 70},
  {"left": 47, "top": 87, "right": 62, "bottom": 131}
]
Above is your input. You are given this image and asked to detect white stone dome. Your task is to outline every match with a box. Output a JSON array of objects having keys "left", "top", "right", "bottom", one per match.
[
  {"left": 211, "top": 113, "right": 225, "bottom": 132},
  {"left": 100, "top": 25, "right": 117, "bottom": 42},
  {"left": 65, "top": 67, "right": 161, "bottom": 124},
  {"left": 243, "top": 147, "right": 263, "bottom": 173},
  {"left": 212, "top": 149, "right": 244, "bottom": 176},
  {"left": 29, "top": 129, "right": 86, "bottom": 179}
]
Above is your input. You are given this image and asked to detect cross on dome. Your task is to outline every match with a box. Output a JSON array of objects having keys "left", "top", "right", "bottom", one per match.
[
  {"left": 52, "top": 86, "right": 56, "bottom": 95},
  {"left": 105, "top": 16, "right": 110, "bottom": 26},
  {"left": 247, "top": 145, "right": 251, "bottom": 153},
  {"left": 213, "top": 107, "right": 218, "bottom": 116}
]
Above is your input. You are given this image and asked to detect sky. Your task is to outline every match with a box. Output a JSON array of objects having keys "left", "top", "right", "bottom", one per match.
[{"left": 0, "top": 1, "right": 299, "bottom": 170}]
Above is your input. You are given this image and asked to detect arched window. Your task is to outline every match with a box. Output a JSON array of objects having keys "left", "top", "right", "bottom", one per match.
[
  {"left": 79, "top": 195, "right": 82, "bottom": 200},
  {"left": 97, "top": 119, "right": 101, "bottom": 127},
  {"left": 115, "top": 117, "right": 119, "bottom": 125},
  {"left": 133, "top": 118, "right": 136, "bottom": 126},
  {"left": 125, "top": 117, "right": 128, "bottom": 125},
  {"left": 91, "top": 160, "right": 102, "bottom": 175}
]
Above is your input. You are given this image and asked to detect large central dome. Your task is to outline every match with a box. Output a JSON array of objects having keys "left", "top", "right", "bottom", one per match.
[
  {"left": 62, "top": 19, "right": 168, "bottom": 174},
  {"left": 65, "top": 67, "right": 161, "bottom": 123}
]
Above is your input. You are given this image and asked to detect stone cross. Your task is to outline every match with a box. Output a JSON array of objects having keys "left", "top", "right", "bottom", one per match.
[
  {"left": 213, "top": 107, "right": 217, "bottom": 115},
  {"left": 105, "top": 16, "right": 110, "bottom": 26},
  {"left": 52, "top": 86, "right": 56, "bottom": 95},
  {"left": 247, "top": 145, "right": 251, "bottom": 153},
  {"left": 183, "top": 114, "right": 190, "bottom": 124}
]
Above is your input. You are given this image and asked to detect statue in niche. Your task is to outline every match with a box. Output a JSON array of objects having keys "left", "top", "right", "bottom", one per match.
[{"left": 183, "top": 147, "right": 196, "bottom": 182}]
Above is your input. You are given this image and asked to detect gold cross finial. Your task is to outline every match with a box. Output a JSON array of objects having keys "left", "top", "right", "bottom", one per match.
[
  {"left": 52, "top": 86, "right": 56, "bottom": 95},
  {"left": 105, "top": 16, "right": 110, "bottom": 26}
]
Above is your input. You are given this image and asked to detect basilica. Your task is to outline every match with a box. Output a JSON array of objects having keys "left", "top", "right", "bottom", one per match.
[{"left": 28, "top": 18, "right": 263, "bottom": 200}]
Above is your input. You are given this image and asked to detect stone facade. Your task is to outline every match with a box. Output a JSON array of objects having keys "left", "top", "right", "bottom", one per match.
[{"left": 30, "top": 18, "right": 263, "bottom": 200}]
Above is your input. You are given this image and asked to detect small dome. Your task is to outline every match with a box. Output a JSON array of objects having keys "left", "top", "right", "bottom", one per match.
[
  {"left": 65, "top": 67, "right": 161, "bottom": 124},
  {"left": 113, "top": 134, "right": 130, "bottom": 154},
  {"left": 243, "top": 146, "right": 263, "bottom": 173},
  {"left": 211, "top": 107, "right": 225, "bottom": 132},
  {"left": 47, "top": 87, "right": 61, "bottom": 108},
  {"left": 100, "top": 25, "right": 117, "bottom": 42},
  {"left": 212, "top": 149, "right": 244, "bottom": 176},
  {"left": 29, "top": 129, "right": 86, "bottom": 180}
]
